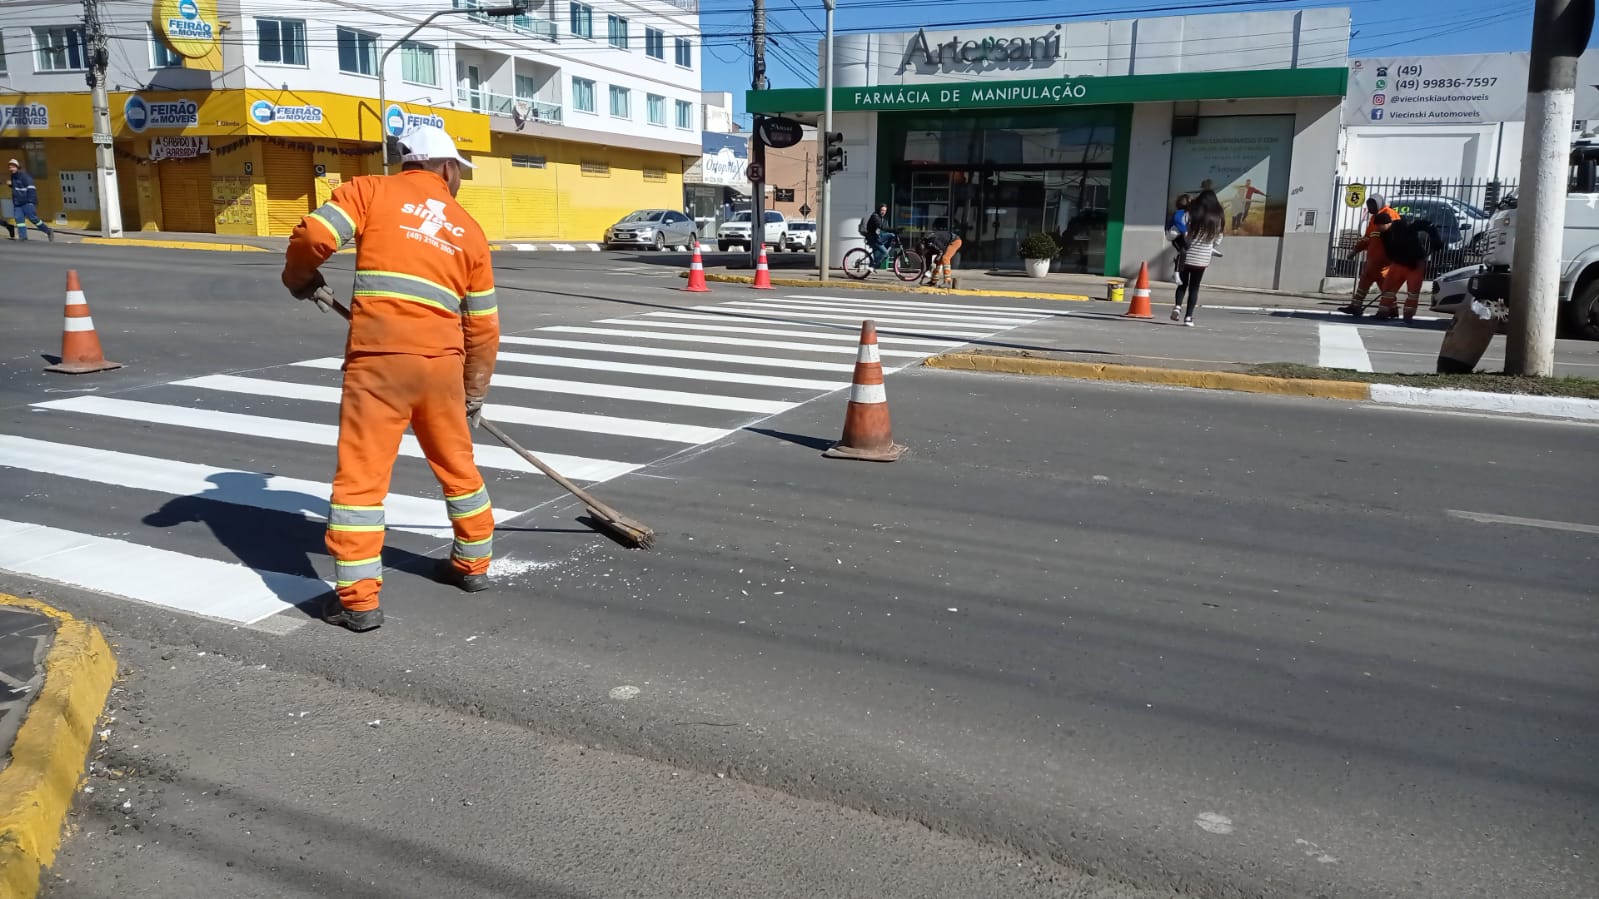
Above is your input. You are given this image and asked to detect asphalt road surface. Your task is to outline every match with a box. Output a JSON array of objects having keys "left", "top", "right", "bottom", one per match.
[{"left": 2, "top": 242, "right": 1595, "bottom": 898}]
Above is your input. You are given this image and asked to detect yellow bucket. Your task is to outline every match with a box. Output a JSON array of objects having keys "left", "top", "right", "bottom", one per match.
[{"left": 1106, "top": 281, "right": 1124, "bottom": 303}]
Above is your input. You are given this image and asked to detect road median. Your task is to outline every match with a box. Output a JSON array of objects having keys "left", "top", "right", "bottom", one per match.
[
  {"left": 926, "top": 351, "right": 1599, "bottom": 420},
  {"left": 0, "top": 595, "right": 116, "bottom": 899}
]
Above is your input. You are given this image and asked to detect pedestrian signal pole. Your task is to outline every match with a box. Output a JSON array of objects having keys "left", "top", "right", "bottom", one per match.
[{"left": 818, "top": 0, "right": 836, "bottom": 281}]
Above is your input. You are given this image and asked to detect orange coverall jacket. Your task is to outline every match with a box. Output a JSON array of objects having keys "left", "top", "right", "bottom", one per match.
[
  {"left": 281, "top": 169, "right": 500, "bottom": 396},
  {"left": 1352, "top": 205, "right": 1399, "bottom": 267}
]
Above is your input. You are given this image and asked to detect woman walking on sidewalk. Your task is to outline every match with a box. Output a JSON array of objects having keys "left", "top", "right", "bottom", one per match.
[{"left": 1169, "top": 190, "right": 1223, "bottom": 326}]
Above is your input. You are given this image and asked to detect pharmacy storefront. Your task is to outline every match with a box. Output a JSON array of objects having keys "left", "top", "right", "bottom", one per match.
[{"left": 748, "top": 9, "right": 1352, "bottom": 291}]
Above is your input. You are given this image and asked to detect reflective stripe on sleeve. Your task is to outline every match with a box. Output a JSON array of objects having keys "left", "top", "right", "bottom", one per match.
[
  {"left": 463, "top": 288, "right": 498, "bottom": 317},
  {"left": 307, "top": 203, "right": 357, "bottom": 246}
]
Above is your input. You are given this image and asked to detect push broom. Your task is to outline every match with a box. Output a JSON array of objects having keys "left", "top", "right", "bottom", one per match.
[{"left": 313, "top": 290, "right": 655, "bottom": 549}]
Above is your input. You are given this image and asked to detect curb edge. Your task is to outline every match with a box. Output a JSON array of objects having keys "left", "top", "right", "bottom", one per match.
[
  {"left": 0, "top": 595, "right": 116, "bottom": 899},
  {"left": 923, "top": 353, "right": 1374, "bottom": 400},
  {"left": 691, "top": 272, "right": 1093, "bottom": 302}
]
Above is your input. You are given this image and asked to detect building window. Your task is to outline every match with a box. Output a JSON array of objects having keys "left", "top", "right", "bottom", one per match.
[
  {"left": 675, "top": 99, "right": 693, "bottom": 130},
  {"left": 643, "top": 168, "right": 666, "bottom": 182},
  {"left": 646, "top": 94, "right": 666, "bottom": 126},
  {"left": 400, "top": 41, "right": 437, "bottom": 86},
  {"left": 337, "top": 28, "right": 378, "bottom": 76},
  {"left": 607, "top": 15, "right": 629, "bottom": 50},
  {"left": 149, "top": 26, "right": 183, "bottom": 68},
  {"left": 569, "top": 2, "right": 593, "bottom": 39},
  {"left": 572, "top": 77, "right": 596, "bottom": 113},
  {"left": 608, "top": 85, "right": 629, "bottom": 119},
  {"left": 257, "top": 18, "right": 307, "bottom": 67},
  {"left": 33, "top": 26, "right": 88, "bottom": 72},
  {"left": 581, "top": 160, "right": 610, "bottom": 176},
  {"left": 645, "top": 28, "right": 664, "bottom": 60},
  {"left": 674, "top": 37, "right": 692, "bottom": 69},
  {"left": 0, "top": 33, "right": 8, "bottom": 76},
  {"left": 512, "top": 154, "right": 548, "bottom": 169},
  {"left": 515, "top": 74, "right": 536, "bottom": 100}
]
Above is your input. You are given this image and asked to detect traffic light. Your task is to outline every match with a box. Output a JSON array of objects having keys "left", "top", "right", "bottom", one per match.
[{"left": 823, "top": 131, "right": 845, "bottom": 177}]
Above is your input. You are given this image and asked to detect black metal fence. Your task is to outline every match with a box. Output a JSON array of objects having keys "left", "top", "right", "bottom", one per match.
[{"left": 1325, "top": 177, "right": 1516, "bottom": 280}]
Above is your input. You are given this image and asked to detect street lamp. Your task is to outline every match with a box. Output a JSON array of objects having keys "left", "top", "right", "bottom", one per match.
[
  {"left": 378, "top": 1, "right": 532, "bottom": 174},
  {"left": 818, "top": 0, "right": 835, "bottom": 281}
]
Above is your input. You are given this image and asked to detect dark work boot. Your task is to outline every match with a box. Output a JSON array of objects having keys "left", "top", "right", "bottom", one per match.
[
  {"left": 434, "top": 558, "right": 491, "bottom": 594},
  {"left": 322, "top": 596, "right": 383, "bottom": 632}
]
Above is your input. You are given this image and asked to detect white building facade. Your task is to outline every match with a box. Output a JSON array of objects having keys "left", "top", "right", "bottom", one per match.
[{"left": 0, "top": 0, "right": 704, "bottom": 239}]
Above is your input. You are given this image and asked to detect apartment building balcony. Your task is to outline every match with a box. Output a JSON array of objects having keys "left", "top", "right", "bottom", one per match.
[
  {"left": 458, "top": 88, "right": 563, "bottom": 125},
  {"left": 451, "top": 0, "right": 558, "bottom": 41}
]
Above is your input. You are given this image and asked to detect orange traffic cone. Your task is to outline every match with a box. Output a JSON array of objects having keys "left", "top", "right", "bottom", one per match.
[
  {"left": 681, "top": 246, "right": 711, "bottom": 292},
  {"left": 823, "top": 320, "right": 904, "bottom": 463},
  {"left": 44, "top": 271, "right": 122, "bottom": 375},
  {"left": 1122, "top": 261, "right": 1153, "bottom": 319},
  {"left": 751, "top": 247, "right": 775, "bottom": 289}
]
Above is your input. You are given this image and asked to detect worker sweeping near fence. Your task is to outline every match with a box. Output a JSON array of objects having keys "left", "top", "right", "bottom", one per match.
[
  {"left": 1340, "top": 193, "right": 1398, "bottom": 315},
  {"left": 281, "top": 123, "right": 500, "bottom": 633},
  {"left": 1369, "top": 210, "right": 1445, "bottom": 322}
]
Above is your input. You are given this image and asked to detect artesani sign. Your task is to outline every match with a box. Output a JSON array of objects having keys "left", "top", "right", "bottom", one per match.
[{"left": 902, "top": 26, "right": 1063, "bottom": 71}]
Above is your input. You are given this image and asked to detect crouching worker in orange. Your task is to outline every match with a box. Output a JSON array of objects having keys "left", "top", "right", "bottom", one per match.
[
  {"left": 920, "top": 222, "right": 963, "bottom": 288},
  {"left": 1340, "top": 193, "right": 1397, "bottom": 315},
  {"left": 281, "top": 124, "right": 501, "bottom": 632},
  {"left": 1370, "top": 210, "right": 1444, "bottom": 322}
]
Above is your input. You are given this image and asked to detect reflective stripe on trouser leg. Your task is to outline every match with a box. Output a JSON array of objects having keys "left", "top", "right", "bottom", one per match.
[
  {"left": 446, "top": 485, "right": 494, "bottom": 569},
  {"left": 327, "top": 354, "right": 418, "bottom": 611},
  {"left": 1403, "top": 293, "right": 1420, "bottom": 314},
  {"left": 1378, "top": 291, "right": 1398, "bottom": 310}
]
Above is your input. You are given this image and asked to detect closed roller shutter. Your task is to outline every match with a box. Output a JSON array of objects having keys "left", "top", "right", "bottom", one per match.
[
  {"left": 157, "top": 156, "right": 214, "bottom": 234},
  {"left": 501, "top": 188, "right": 558, "bottom": 239},
  {"left": 455, "top": 185, "right": 505, "bottom": 241},
  {"left": 263, "top": 144, "right": 315, "bottom": 235}
]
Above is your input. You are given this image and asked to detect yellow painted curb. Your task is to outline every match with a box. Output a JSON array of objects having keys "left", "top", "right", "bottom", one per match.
[
  {"left": 925, "top": 353, "right": 1374, "bottom": 401},
  {"left": 690, "top": 272, "right": 1092, "bottom": 302},
  {"left": 0, "top": 596, "right": 116, "bottom": 899},
  {"left": 82, "top": 237, "right": 270, "bottom": 253}
]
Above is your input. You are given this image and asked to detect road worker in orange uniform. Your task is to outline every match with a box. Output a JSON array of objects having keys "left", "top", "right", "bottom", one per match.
[
  {"left": 1340, "top": 193, "right": 1398, "bottom": 315},
  {"left": 281, "top": 124, "right": 500, "bottom": 633}
]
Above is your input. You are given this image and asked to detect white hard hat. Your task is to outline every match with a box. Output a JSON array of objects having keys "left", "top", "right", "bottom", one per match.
[{"left": 397, "top": 124, "right": 473, "bottom": 169}]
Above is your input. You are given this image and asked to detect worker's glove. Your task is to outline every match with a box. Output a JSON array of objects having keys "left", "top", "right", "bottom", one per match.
[
  {"left": 465, "top": 395, "right": 485, "bottom": 429},
  {"left": 289, "top": 271, "right": 329, "bottom": 304}
]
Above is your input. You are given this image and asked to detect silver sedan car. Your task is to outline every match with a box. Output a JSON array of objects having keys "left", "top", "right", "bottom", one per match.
[{"left": 604, "top": 209, "right": 698, "bottom": 251}]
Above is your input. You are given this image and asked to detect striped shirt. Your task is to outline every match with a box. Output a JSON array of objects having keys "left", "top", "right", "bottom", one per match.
[{"left": 1182, "top": 231, "right": 1223, "bottom": 268}]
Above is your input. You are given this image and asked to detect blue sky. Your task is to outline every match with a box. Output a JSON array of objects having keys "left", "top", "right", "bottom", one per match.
[{"left": 696, "top": 0, "right": 1586, "bottom": 128}]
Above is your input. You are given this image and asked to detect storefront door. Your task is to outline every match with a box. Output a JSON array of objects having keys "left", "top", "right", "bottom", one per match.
[{"left": 884, "top": 107, "right": 1119, "bottom": 273}]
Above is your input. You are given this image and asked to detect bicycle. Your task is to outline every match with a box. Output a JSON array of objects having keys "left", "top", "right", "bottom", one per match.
[{"left": 842, "top": 234, "right": 925, "bottom": 282}]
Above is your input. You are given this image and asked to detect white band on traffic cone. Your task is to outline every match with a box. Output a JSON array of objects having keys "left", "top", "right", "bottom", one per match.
[
  {"left": 65, "top": 290, "right": 88, "bottom": 307},
  {"left": 63, "top": 316, "right": 96, "bottom": 332},
  {"left": 855, "top": 343, "right": 880, "bottom": 364},
  {"left": 850, "top": 382, "right": 887, "bottom": 404}
]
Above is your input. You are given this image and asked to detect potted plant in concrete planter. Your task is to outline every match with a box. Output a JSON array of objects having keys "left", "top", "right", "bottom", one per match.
[{"left": 1019, "top": 233, "right": 1059, "bottom": 278}]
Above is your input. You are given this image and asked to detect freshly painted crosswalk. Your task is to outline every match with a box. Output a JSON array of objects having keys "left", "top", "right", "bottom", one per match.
[{"left": 2, "top": 293, "right": 1060, "bottom": 628}]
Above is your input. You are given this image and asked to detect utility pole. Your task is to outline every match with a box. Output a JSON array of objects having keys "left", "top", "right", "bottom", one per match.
[
  {"left": 818, "top": 0, "right": 835, "bottom": 282},
  {"left": 1507, "top": 0, "right": 1594, "bottom": 375},
  {"left": 83, "top": 0, "right": 123, "bottom": 238},
  {"left": 749, "top": 0, "right": 768, "bottom": 270}
]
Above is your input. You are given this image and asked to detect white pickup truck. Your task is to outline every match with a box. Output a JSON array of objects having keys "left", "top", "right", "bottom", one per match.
[
  {"left": 1434, "top": 139, "right": 1599, "bottom": 340},
  {"left": 717, "top": 210, "right": 787, "bottom": 253}
]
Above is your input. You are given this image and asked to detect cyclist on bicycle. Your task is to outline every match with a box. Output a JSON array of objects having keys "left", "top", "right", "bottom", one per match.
[
  {"left": 863, "top": 203, "right": 892, "bottom": 268},
  {"left": 918, "top": 220, "right": 962, "bottom": 287}
]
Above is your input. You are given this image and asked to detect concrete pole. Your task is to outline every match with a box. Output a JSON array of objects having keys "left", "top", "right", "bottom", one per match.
[
  {"left": 1506, "top": 0, "right": 1595, "bottom": 375},
  {"left": 818, "top": 0, "right": 835, "bottom": 283},
  {"left": 749, "top": 0, "right": 768, "bottom": 271},
  {"left": 84, "top": 0, "right": 122, "bottom": 238}
]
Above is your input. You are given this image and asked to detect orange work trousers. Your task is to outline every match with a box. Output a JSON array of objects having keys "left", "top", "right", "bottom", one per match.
[
  {"left": 327, "top": 352, "right": 494, "bottom": 612},
  {"left": 1378, "top": 263, "right": 1426, "bottom": 317},
  {"left": 1355, "top": 255, "right": 1389, "bottom": 301}
]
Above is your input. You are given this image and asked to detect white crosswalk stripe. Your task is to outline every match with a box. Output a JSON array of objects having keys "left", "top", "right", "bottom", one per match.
[{"left": 4, "top": 293, "right": 1055, "bottom": 628}]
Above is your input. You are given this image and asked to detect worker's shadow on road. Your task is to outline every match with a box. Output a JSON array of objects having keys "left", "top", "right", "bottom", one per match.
[{"left": 140, "top": 473, "right": 440, "bottom": 621}]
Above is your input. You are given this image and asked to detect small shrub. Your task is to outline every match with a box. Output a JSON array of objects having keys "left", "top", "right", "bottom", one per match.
[{"left": 1019, "top": 233, "right": 1060, "bottom": 260}]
